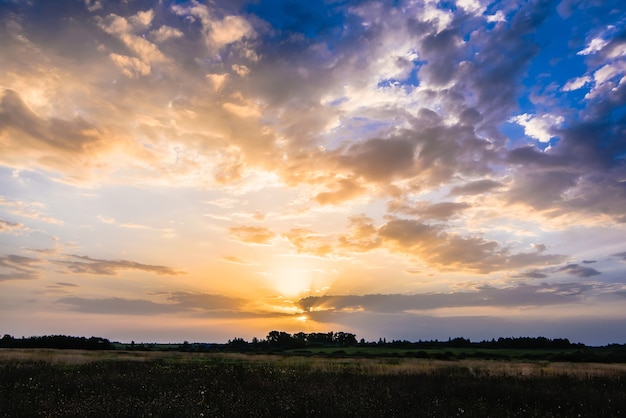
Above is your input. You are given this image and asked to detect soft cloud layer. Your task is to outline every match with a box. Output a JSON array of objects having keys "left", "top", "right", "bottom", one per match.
[
  {"left": 1, "top": 0, "right": 626, "bottom": 344},
  {"left": 55, "top": 255, "right": 186, "bottom": 276},
  {"left": 298, "top": 282, "right": 596, "bottom": 314}
]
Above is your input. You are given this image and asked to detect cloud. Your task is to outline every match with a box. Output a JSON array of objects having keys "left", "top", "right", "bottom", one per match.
[
  {"left": 513, "top": 270, "right": 549, "bottom": 279},
  {"left": 107, "top": 53, "right": 151, "bottom": 78},
  {"left": 0, "top": 89, "right": 115, "bottom": 182},
  {"left": 339, "top": 137, "right": 416, "bottom": 182},
  {"left": 283, "top": 215, "right": 566, "bottom": 274},
  {"left": 150, "top": 25, "right": 184, "bottom": 43},
  {"left": 283, "top": 228, "right": 334, "bottom": 257},
  {"left": 0, "top": 218, "right": 26, "bottom": 234},
  {"left": 467, "top": 0, "right": 553, "bottom": 122},
  {"left": 0, "top": 89, "right": 100, "bottom": 152},
  {"left": 449, "top": 179, "right": 504, "bottom": 196},
  {"left": 229, "top": 225, "right": 275, "bottom": 244},
  {"left": 57, "top": 297, "right": 182, "bottom": 316},
  {"left": 171, "top": 1, "right": 255, "bottom": 52},
  {"left": 314, "top": 178, "right": 364, "bottom": 205},
  {"left": 578, "top": 37, "right": 610, "bottom": 56},
  {"left": 55, "top": 255, "right": 185, "bottom": 276},
  {"left": 387, "top": 200, "right": 471, "bottom": 221},
  {"left": 298, "top": 282, "right": 595, "bottom": 314},
  {"left": 562, "top": 75, "right": 592, "bottom": 92},
  {"left": 338, "top": 215, "right": 381, "bottom": 253},
  {"left": 558, "top": 264, "right": 602, "bottom": 278},
  {"left": 614, "top": 252, "right": 626, "bottom": 261},
  {"left": 509, "top": 113, "right": 564, "bottom": 143},
  {"left": 377, "top": 218, "right": 565, "bottom": 273},
  {"left": 221, "top": 255, "right": 252, "bottom": 265},
  {"left": 0, "top": 195, "right": 63, "bottom": 225},
  {"left": 97, "top": 10, "right": 167, "bottom": 65},
  {"left": 83, "top": 0, "right": 102, "bottom": 12},
  {"left": 166, "top": 292, "right": 244, "bottom": 311},
  {"left": 55, "top": 282, "right": 79, "bottom": 288},
  {"left": 505, "top": 169, "right": 578, "bottom": 210},
  {"left": 57, "top": 292, "right": 249, "bottom": 317},
  {"left": 0, "top": 254, "right": 42, "bottom": 281}
]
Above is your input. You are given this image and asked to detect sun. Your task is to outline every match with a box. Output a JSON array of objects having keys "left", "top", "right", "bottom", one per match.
[{"left": 268, "top": 263, "right": 314, "bottom": 298}]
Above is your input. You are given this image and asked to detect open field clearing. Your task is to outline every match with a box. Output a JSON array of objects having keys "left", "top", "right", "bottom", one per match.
[
  {"left": 1, "top": 349, "right": 626, "bottom": 417},
  {"left": 4, "top": 348, "right": 626, "bottom": 378}
]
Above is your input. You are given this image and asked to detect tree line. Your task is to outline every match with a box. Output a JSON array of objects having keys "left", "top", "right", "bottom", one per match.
[
  {"left": 222, "top": 332, "right": 585, "bottom": 350},
  {"left": 0, "top": 331, "right": 616, "bottom": 351},
  {"left": 0, "top": 334, "right": 114, "bottom": 350}
]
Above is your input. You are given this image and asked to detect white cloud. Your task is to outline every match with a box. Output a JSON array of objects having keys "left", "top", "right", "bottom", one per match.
[
  {"left": 129, "top": 10, "right": 154, "bottom": 29},
  {"left": 578, "top": 37, "right": 609, "bottom": 56},
  {"left": 486, "top": 10, "right": 506, "bottom": 23},
  {"left": 232, "top": 64, "right": 250, "bottom": 77},
  {"left": 172, "top": 1, "right": 255, "bottom": 52},
  {"left": 151, "top": 25, "right": 184, "bottom": 43},
  {"left": 457, "top": 0, "right": 486, "bottom": 16},
  {"left": 594, "top": 62, "right": 626, "bottom": 85},
  {"left": 108, "top": 53, "right": 151, "bottom": 78},
  {"left": 84, "top": 0, "right": 102, "bottom": 12},
  {"left": 98, "top": 11, "right": 167, "bottom": 66},
  {"left": 562, "top": 75, "right": 592, "bottom": 92},
  {"left": 510, "top": 113, "right": 564, "bottom": 143}
]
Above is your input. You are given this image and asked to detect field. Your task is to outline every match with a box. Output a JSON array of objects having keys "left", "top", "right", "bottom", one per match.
[{"left": 1, "top": 349, "right": 625, "bottom": 417}]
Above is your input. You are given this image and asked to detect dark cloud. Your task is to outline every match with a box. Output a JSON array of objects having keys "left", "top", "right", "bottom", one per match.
[
  {"left": 55, "top": 282, "right": 79, "bottom": 288},
  {"left": 513, "top": 270, "right": 549, "bottom": 279},
  {"left": 0, "top": 89, "right": 104, "bottom": 154},
  {"left": 614, "top": 252, "right": 626, "bottom": 261},
  {"left": 377, "top": 218, "right": 565, "bottom": 273},
  {"left": 449, "top": 179, "right": 504, "bottom": 196},
  {"left": 506, "top": 146, "right": 566, "bottom": 168},
  {"left": 55, "top": 255, "right": 185, "bottom": 276},
  {"left": 57, "top": 292, "right": 269, "bottom": 318},
  {"left": 469, "top": 0, "right": 553, "bottom": 124},
  {"left": 419, "top": 28, "right": 463, "bottom": 86},
  {"left": 506, "top": 170, "right": 579, "bottom": 210},
  {"left": 284, "top": 215, "right": 566, "bottom": 274},
  {"left": 0, "top": 254, "right": 41, "bottom": 281},
  {"left": 558, "top": 264, "right": 602, "bottom": 278},
  {"left": 57, "top": 296, "right": 182, "bottom": 316},
  {"left": 298, "top": 282, "right": 594, "bottom": 314},
  {"left": 339, "top": 137, "right": 416, "bottom": 182},
  {"left": 387, "top": 200, "right": 471, "bottom": 221},
  {"left": 166, "top": 292, "right": 245, "bottom": 311}
]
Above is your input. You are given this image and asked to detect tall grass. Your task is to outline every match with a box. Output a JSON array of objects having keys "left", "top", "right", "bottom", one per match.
[{"left": 1, "top": 349, "right": 625, "bottom": 417}]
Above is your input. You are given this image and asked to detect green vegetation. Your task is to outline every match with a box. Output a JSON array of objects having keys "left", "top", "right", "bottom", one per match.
[
  {"left": 125, "top": 332, "right": 626, "bottom": 364},
  {"left": 4, "top": 332, "right": 626, "bottom": 363},
  {"left": 1, "top": 351, "right": 625, "bottom": 417}
]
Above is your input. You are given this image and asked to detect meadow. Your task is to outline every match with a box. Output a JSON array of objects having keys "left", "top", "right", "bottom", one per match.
[{"left": 1, "top": 349, "right": 626, "bottom": 417}]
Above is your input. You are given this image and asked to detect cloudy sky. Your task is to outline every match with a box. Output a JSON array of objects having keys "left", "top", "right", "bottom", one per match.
[{"left": 1, "top": 0, "right": 626, "bottom": 345}]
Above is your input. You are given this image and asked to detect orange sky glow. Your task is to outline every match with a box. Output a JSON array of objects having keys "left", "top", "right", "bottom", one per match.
[{"left": 1, "top": 0, "right": 626, "bottom": 345}]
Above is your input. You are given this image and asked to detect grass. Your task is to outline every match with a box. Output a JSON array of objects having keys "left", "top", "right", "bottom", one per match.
[{"left": 1, "top": 349, "right": 625, "bottom": 417}]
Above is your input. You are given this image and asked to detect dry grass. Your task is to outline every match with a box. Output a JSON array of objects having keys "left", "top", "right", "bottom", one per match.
[{"left": 2, "top": 348, "right": 624, "bottom": 378}]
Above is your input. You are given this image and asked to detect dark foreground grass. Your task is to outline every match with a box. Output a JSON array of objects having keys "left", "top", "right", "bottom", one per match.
[{"left": 1, "top": 354, "right": 625, "bottom": 417}]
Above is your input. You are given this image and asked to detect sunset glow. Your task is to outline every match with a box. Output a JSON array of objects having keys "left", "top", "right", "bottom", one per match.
[{"left": 1, "top": 0, "right": 626, "bottom": 345}]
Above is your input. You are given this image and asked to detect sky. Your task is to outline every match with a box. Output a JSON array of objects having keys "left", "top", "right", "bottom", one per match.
[{"left": 1, "top": 0, "right": 626, "bottom": 346}]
